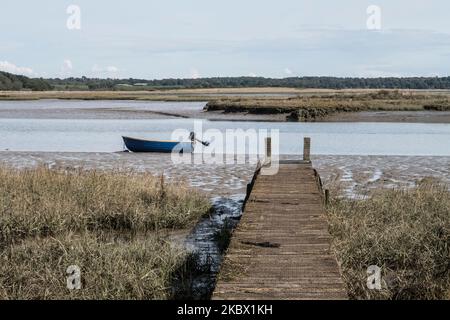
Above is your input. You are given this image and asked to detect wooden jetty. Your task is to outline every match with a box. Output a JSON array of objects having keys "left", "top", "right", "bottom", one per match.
[{"left": 212, "top": 138, "right": 348, "bottom": 300}]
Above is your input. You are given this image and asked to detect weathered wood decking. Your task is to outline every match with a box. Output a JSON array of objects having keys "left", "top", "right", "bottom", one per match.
[{"left": 213, "top": 160, "right": 348, "bottom": 300}]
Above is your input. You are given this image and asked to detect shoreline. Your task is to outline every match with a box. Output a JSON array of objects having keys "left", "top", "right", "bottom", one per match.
[
  {"left": 1, "top": 98, "right": 450, "bottom": 123},
  {"left": 2, "top": 89, "right": 450, "bottom": 123},
  {"left": 0, "top": 151, "right": 448, "bottom": 192},
  {"left": 205, "top": 110, "right": 450, "bottom": 123}
]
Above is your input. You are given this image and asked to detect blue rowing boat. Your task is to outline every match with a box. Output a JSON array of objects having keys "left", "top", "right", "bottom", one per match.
[{"left": 122, "top": 136, "right": 194, "bottom": 153}]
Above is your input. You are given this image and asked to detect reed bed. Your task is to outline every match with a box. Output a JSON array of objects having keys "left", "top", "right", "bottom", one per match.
[
  {"left": 0, "top": 234, "right": 187, "bottom": 300},
  {"left": 0, "top": 167, "right": 210, "bottom": 246},
  {"left": 205, "top": 90, "right": 450, "bottom": 121},
  {"left": 327, "top": 181, "right": 450, "bottom": 300},
  {"left": 0, "top": 167, "right": 211, "bottom": 299}
]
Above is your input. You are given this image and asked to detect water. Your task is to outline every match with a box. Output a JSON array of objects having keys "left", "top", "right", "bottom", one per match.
[
  {"left": 182, "top": 195, "right": 245, "bottom": 298},
  {"left": 1, "top": 99, "right": 449, "bottom": 155},
  {"left": 0, "top": 118, "right": 449, "bottom": 155},
  {"left": 0, "top": 99, "right": 204, "bottom": 112}
]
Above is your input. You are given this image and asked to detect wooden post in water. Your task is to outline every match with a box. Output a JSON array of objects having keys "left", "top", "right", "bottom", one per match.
[
  {"left": 265, "top": 137, "right": 272, "bottom": 161},
  {"left": 303, "top": 137, "right": 311, "bottom": 162}
]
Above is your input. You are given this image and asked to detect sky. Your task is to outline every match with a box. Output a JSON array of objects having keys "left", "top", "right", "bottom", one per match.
[{"left": 1, "top": 0, "right": 450, "bottom": 79}]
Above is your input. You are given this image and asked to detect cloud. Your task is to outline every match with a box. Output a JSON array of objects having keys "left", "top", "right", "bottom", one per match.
[
  {"left": 60, "top": 59, "right": 73, "bottom": 77},
  {"left": 355, "top": 67, "right": 406, "bottom": 78},
  {"left": 106, "top": 66, "right": 119, "bottom": 73},
  {"left": 91, "top": 64, "right": 120, "bottom": 78},
  {"left": 284, "top": 68, "right": 293, "bottom": 75},
  {"left": 190, "top": 68, "right": 200, "bottom": 79},
  {"left": 63, "top": 59, "right": 73, "bottom": 71},
  {"left": 0, "top": 61, "right": 34, "bottom": 76}
]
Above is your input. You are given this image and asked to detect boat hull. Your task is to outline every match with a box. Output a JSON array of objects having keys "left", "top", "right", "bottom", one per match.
[{"left": 122, "top": 136, "right": 194, "bottom": 153}]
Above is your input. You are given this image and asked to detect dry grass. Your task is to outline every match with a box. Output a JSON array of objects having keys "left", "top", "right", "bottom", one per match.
[
  {"left": 327, "top": 181, "right": 450, "bottom": 300},
  {"left": 0, "top": 233, "right": 186, "bottom": 300},
  {"left": 0, "top": 90, "right": 210, "bottom": 102},
  {"left": 0, "top": 167, "right": 210, "bottom": 247},
  {"left": 2, "top": 88, "right": 450, "bottom": 103},
  {"left": 0, "top": 167, "right": 211, "bottom": 299}
]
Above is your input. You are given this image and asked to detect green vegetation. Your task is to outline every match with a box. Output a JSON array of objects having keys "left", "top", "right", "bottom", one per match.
[
  {"left": 44, "top": 75, "right": 450, "bottom": 90},
  {"left": 327, "top": 181, "right": 450, "bottom": 300},
  {"left": 3, "top": 70, "right": 450, "bottom": 91},
  {"left": 0, "top": 71, "right": 51, "bottom": 91},
  {"left": 0, "top": 167, "right": 211, "bottom": 299}
]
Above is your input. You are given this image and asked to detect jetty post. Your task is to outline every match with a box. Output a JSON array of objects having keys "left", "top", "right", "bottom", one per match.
[
  {"left": 303, "top": 137, "right": 311, "bottom": 162},
  {"left": 265, "top": 137, "right": 272, "bottom": 161}
]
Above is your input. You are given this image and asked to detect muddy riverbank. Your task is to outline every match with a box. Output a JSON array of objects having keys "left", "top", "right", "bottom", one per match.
[{"left": 1, "top": 152, "right": 449, "bottom": 193}]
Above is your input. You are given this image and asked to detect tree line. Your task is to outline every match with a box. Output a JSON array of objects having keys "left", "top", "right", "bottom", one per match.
[
  {"left": 0, "top": 71, "right": 52, "bottom": 91},
  {"left": 2, "top": 71, "right": 450, "bottom": 91}
]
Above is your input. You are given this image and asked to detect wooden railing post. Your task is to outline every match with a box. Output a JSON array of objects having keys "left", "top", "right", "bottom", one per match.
[
  {"left": 303, "top": 137, "right": 311, "bottom": 162},
  {"left": 265, "top": 137, "right": 272, "bottom": 160}
]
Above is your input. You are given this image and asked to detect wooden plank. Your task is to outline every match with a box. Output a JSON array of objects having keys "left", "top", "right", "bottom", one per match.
[{"left": 212, "top": 162, "right": 347, "bottom": 300}]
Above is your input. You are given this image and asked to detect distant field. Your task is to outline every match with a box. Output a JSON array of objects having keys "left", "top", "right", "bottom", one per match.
[
  {"left": 0, "top": 90, "right": 209, "bottom": 102},
  {"left": 2, "top": 87, "right": 450, "bottom": 101}
]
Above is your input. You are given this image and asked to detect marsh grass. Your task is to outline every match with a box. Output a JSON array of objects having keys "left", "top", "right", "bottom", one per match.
[
  {"left": 0, "top": 167, "right": 211, "bottom": 299},
  {"left": 205, "top": 90, "right": 450, "bottom": 120},
  {"left": 0, "top": 233, "right": 187, "bottom": 300},
  {"left": 0, "top": 167, "right": 210, "bottom": 247},
  {"left": 327, "top": 181, "right": 450, "bottom": 300}
]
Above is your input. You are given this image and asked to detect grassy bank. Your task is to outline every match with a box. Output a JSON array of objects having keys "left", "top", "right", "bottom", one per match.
[
  {"left": 327, "top": 181, "right": 450, "bottom": 300},
  {"left": 205, "top": 90, "right": 450, "bottom": 121},
  {"left": 0, "top": 88, "right": 308, "bottom": 101},
  {"left": 0, "top": 167, "right": 211, "bottom": 299},
  {"left": 0, "top": 90, "right": 211, "bottom": 102}
]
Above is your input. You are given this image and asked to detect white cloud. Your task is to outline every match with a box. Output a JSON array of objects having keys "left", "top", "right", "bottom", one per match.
[
  {"left": 91, "top": 64, "right": 119, "bottom": 78},
  {"left": 284, "top": 68, "right": 293, "bottom": 75},
  {"left": 190, "top": 68, "right": 200, "bottom": 79},
  {"left": 106, "top": 66, "right": 119, "bottom": 73},
  {"left": 356, "top": 67, "right": 406, "bottom": 78},
  {"left": 63, "top": 59, "right": 73, "bottom": 71},
  {"left": 248, "top": 72, "right": 257, "bottom": 77},
  {"left": 60, "top": 59, "right": 73, "bottom": 77},
  {"left": 0, "top": 61, "right": 34, "bottom": 76}
]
